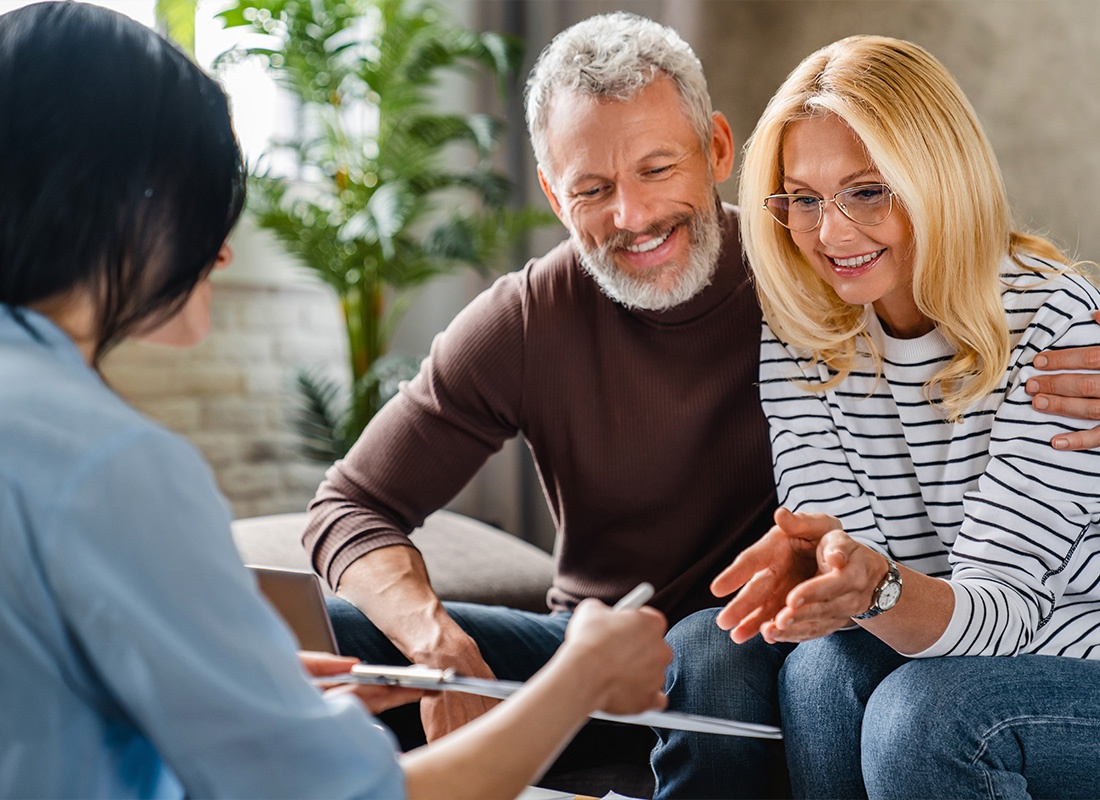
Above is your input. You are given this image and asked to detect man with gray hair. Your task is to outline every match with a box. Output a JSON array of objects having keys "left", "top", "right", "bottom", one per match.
[{"left": 305, "top": 12, "right": 784, "bottom": 797}]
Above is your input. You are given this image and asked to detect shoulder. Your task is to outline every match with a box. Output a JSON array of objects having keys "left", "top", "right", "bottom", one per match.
[
  {"left": 0, "top": 359, "right": 225, "bottom": 568},
  {"left": 522, "top": 237, "right": 597, "bottom": 306},
  {"left": 1001, "top": 254, "right": 1100, "bottom": 311},
  {"left": 1001, "top": 254, "right": 1100, "bottom": 322},
  {"left": 0, "top": 351, "right": 210, "bottom": 508},
  {"left": 1000, "top": 254, "right": 1100, "bottom": 352}
]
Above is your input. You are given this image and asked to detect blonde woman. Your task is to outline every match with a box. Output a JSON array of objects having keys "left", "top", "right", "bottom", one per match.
[{"left": 712, "top": 36, "right": 1100, "bottom": 797}]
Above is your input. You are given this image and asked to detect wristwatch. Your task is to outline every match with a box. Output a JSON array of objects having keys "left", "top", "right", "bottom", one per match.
[{"left": 852, "top": 557, "right": 902, "bottom": 620}]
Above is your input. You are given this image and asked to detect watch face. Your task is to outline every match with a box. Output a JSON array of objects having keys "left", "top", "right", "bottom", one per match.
[{"left": 879, "top": 581, "right": 902, "bottom": 610}]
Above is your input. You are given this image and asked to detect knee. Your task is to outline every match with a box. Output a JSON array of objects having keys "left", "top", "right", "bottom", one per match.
[
  {"left": 779, "top": 634, "right": 855, "bottom": 704},
  {"left": 664, "top": 610, "right": 785, "bottom": 717},
  {"left": 665, "top": 609, "right": 723, "bottom": 662},
  {"left": 325, "top": 595, "right": 368, "bottom": 635},
  {"left": 864, "top": 660, "right": 952, "bottom": 734},
  {"left": 324, "top": 595, "right": 404, "bottom": 662},
  {"left": 778, "top": 637, "right": 853, "bottom": 739},
  {"left": 862, "top": 660, "right": 961, "bottom": 772},
  {"left": 780, "top": 629, "right": 902, "bottom": 707},
  {"left": 666, "top": 609, "right": 776, "bottom": 680},
  {"left": 664, "top": 610, "right": 721, "bottom": 695}
]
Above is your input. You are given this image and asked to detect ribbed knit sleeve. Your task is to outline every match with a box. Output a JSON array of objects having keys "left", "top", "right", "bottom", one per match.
[{"left": 304, "top": 272, "right": 527, "bottom": 590}]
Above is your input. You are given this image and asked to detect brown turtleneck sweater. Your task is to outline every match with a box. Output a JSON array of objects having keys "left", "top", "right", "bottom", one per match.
[{"left": 304, "top": 204, "right": 776, "bottom": 624}]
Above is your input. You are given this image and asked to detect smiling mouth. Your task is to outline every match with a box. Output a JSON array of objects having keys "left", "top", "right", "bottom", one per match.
[
  {"left": 623, "top": 228, "right": 673, "bottom": 254},
  {"left": 829, "top": 249, "right": 883, "bottom": 269}
]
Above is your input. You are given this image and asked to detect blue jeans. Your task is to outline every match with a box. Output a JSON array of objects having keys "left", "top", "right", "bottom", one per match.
[
  {"left": 327, "top": 596, "right": 571, "bottom": 681},
  {"left": 328, "top": 598, "right": 790, "bottom": 799},
  {"left": 780, "top": 628, "right": 1100, "bottom": 799},
  {"left": 651, "top": 609, "right": 792, "bottom": 799}
]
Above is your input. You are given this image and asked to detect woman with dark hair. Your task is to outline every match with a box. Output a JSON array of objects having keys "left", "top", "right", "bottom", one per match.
[{"left": 0, "top": 4, "right": 670, "bottom": 798}]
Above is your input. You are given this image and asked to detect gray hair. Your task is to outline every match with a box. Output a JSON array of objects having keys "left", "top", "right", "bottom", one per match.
[{"left": 525, "top": 12, "right": 714, "bottom": 184}]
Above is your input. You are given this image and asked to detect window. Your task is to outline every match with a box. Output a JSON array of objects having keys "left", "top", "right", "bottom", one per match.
[{"left": 0, "top": 0, "right": 284, "bottom": 167}]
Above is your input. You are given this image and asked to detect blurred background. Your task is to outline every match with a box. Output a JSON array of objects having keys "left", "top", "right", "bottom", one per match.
[{"left": 9, "top": 0, "right": 1097, "bottom": 549}]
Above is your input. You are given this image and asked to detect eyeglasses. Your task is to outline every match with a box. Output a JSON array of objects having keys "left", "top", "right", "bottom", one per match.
[{"left": 763, "top": 183, "right": 896, "bottom": 232}]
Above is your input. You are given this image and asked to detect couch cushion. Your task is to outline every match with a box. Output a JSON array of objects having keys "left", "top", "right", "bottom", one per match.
[{"left": 230, "top": 510, "right": 554, "bottom": 613}]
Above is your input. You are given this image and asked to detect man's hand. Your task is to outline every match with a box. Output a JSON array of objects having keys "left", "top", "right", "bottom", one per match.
[
  {"left": 335, "top": 547, "right": 500, "bottom": 741},
  {"left": 1027, "top": 310, "right": 1100, "bottom": 451},
  {"left": 411, "top": 627, "right": 501, "bottom": 742},
  {"left": 555, "top": 599, "right": 670, "bottom": 716},
  {"left": 711, "top": 508, "right": 843, "bottom": 643},
  {"left": 299, "top": 650, "right": 425, "bottom": 714}
]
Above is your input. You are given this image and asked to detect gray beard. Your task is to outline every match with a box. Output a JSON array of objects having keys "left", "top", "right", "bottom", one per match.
[{"left": 575, "top": 203, "right": 722, "bottom": 312}]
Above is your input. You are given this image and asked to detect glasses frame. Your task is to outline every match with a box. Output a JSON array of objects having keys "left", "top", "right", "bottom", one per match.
[{"left": 762, "top": 184, "right": 896, "bottom": 233}]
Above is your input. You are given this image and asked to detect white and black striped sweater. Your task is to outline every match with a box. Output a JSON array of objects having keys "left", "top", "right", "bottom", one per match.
[{"left": 760, "top": 256, "right": 1100, "bottom": 659}]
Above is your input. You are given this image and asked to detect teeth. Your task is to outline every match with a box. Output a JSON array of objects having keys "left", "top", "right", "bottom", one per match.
[
  {"left": 832, "top": 250, "right": 883, "bottom": 268},
  {"left": 626, "top": 229, "right": 671, "bottom": 253}
]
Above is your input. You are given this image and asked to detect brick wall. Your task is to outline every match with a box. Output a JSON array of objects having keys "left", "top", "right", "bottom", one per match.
[{"left": 101, "top": 280, "right": 349, "bottom": 520}]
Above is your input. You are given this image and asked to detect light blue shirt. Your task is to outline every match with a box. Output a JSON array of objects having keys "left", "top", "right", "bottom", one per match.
[{"left": 0, "top": 306, "right": 405, "bottom": 798}]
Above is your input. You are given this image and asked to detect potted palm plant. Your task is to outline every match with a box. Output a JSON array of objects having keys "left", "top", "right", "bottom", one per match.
[{"left": 216, "top": 0, "right": 548, "bottom": 461}]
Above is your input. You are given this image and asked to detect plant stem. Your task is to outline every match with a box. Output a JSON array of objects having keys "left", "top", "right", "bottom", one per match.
[{"left": 344, "top": 277, "right": 386, "bottom": 432}]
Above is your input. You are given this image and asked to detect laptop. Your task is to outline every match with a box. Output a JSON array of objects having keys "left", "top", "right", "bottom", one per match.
[{"left": 248, "top": 565, "right": 339, "bottom": 654}]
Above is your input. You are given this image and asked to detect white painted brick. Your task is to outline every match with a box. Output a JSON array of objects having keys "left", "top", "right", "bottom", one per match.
[
  {"left": 218, "top": 462, "right": 285, "bottom": 500},
  {"left": 233, "top": 494, "right": 313, "bottom": 519},
  {"left": 133, "top": 398, "right": 202, "bottom": 434},
  {"left": 297, "top": 295, "right": 346, "bottom": 332},
  {"left": 193, "top": 331, "right": 274, "bottom": 365},
  {"left": 282, "top": 461, "right": 329, "bottom": 494},
  {"left": 107, "top": 364, "right": 243, "bottom": 400},
  {"left": 207, "top": 295, "right": 240, "bottom": 329},
  {"left": 243, "top": 365, "right": 289, "bottom": 395},
  {"left": 104, "top": 281, "right": 348, "bottom": 517},
  {"left": 242, "top": 438, "right": 286, "bottom": 463},
  {"left": 200, "top": 397, "right": 267, "bottom": 434},
  {"left": 275, "top": 334, "right": 345, "bottom": 365},
  {"left": 241, "top": 295, "right": 299, "bottom": 331},
  {"left": 188, "top": 432, "right": 243, "bottom": 467}
]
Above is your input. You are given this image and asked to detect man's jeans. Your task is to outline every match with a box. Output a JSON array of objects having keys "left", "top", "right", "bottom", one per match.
[
  {"left": 780, "top": 628, "right": 1100, "bottom": 799},
  {"left": 327, "top": 598, "right": 790, "bottom": 799},
  {"left": 652, "top": 609, "right": 791, "bottom": 800}
]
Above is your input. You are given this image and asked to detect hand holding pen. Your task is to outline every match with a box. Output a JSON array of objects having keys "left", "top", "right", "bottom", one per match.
[
  {"left": 613, "top": 581, "right": 656, "bottom": 611},
  {"left": 555, "top": 581, "right": 671, "bottom": 716}
]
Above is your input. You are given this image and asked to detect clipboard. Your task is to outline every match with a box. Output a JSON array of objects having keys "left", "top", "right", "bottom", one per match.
[{"left": 321, "top": 664, "right": 782, "bottom": 740}]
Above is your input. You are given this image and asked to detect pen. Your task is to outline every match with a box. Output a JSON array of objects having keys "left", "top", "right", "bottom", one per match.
[{"left": 613, "top": 581, "right": 655, "bottom": 611}]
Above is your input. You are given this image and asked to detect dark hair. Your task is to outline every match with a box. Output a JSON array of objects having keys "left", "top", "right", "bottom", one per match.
[{"left": 0, "top": 1, "right": 245, "bottom": 363}]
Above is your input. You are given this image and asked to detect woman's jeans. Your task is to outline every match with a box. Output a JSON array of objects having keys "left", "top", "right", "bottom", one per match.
[{"left": 780, "top": 628, "right": 1100, "bottom": 799}]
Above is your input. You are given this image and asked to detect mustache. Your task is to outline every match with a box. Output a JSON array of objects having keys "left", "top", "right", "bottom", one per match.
[{"left": 599, "top": 212, "right": 695, "bottom": 252}]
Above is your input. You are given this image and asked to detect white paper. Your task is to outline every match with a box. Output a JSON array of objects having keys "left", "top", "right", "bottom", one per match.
[{"left": 327, "top": 665, "right": 782, "bottom": 739}]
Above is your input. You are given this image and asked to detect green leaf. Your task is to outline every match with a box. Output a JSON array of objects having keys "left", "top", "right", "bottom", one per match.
[
  {"left": 290, "top": 368, "right": 352, "bottom": 462},
  {"left": 219, "top": 0, "right": 555, "bottom": 449},
  {"left": 156, "top": 0, "right": 197, "bottom": 56}
]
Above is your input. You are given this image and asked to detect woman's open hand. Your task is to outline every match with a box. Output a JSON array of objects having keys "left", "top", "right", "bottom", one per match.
[{"left": 711, "top": 508, "right": 893, "bottom": 644}]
